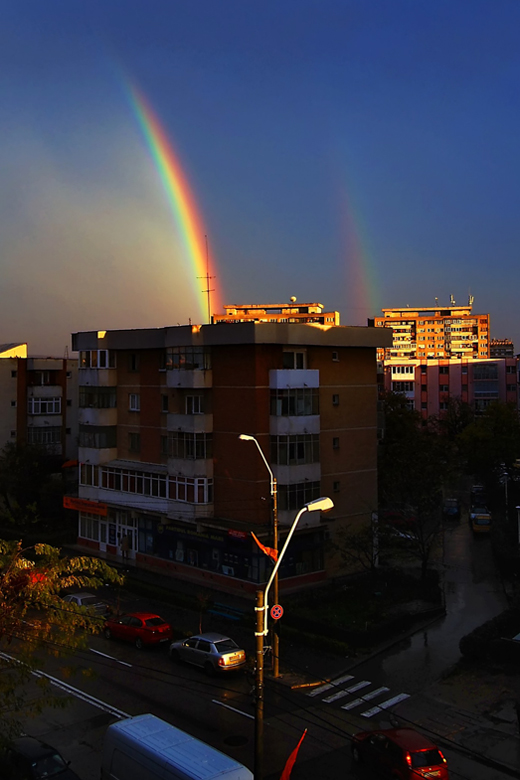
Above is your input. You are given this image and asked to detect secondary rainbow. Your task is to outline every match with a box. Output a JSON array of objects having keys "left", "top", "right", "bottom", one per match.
[{"left": 127, "top": 83, "right": 220, "bottom": 320}]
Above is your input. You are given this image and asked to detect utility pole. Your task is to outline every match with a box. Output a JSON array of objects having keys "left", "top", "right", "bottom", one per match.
[
  {"left": 197, "top": 234, "right": 215, "bottom": 324},
  {"left": 271, "top": 478, "right": 280, "bottom": 678},
  {"left": 254, "top": 589, "right": 264, "bottom": 780}
]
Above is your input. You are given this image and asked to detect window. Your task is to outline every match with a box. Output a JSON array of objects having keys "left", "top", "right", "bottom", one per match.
[
  {"left": 421, "top": 384, "right": 427, "bottom": 392},
  {"left": 270, "top": 388, "right": 319, "bottom": 416},
  {"left": 10, "top": 430, "right": 16, "bottom": 438},
  {"left": 129, "top": 432, "right": 141, "bottom": 452},
  {"left": 169, "top": 432, "right": 212, "bottom": 459},
  {"left": 161, "top": 395, "right": 169, "bottom": 413},
  {"left": 332, "top": 394, "right": 339, "bottom": 406},
  {"left": 462, "top": 384, "right": 468, "bottom": 393},
  {"left": 440, "top": 385, "right": 449, "bottom": 392},
  {"left": 332, "top": 437, "right": 340, "bottom": 449},
  {"left": 282, "top": 350, "right": 306, "bottom": 369},
  {"left": 421, "top": 366, "right": 427, "bottom": 374},
  {"left": 66, "top": 427, "right": 71, "bottom": 434},
  {"left": 270, "top": 434, "right": 319, "bottom": 465},
  {"left": 506, "top": 365, "right": 516, "bottom": 374},
  {"left": 79, "top": 350, "right": 115, "bottom": 369},
  {"left": 332, "top": 351, "right": 339, "bottom": 362},
  {"left": 78, "top": 425, "right": 117, "bottom": 449},
  {"left": 67, "top": 399, "right": 72, "bottom": 407},
  {"left": 27, "top": 397, "right": 62, "bottom": 415},
  {"left": 333, "top": 481, "right": 340, "bottom": 493},
  {"left": 278, "top": 481, "right": 321, "bottom": 511},
  {"left": 439, "top": 366, "right": 449, "bottom": 374},
  {"left": 129, "top": 393, "right": 140, "bottom": 412},
  {"left": 79, "top": 386, "right": 117, "bottom": 408},
  {"left": 128, "top": 353, "right": 140, "bottom": 372},
  {"left": 186, "top": 395, "right": 203, "bottom": 414},
  {"left": 169, "top": 475, "right": 213, "bottom": 503},
  {"left": 27, "top": 426, "right": 61, "bottom": 446},
  {"left": 10, "top": 400, "right": 16, "bottom": 407},
  {"left": 80, "top": 464, "right": 99, "bottom": 486},
  {"left": 507, "top": 384, "right": 517, "bottom": 392},
  {"left": 66, "top": 371, "right": 72, "bottom": 378},
  {"left": 11, "top": 370, "right": 16, "bottom": 378},
  {"left": 392, "top": 381, "right": 414, "bottom": 393},
  {"left": 34, "top": 371, "right": 51, "bottom": 385},
  {"left": 160, "top": 435, "right": 169, "bottom": 455},
  {"left": 440, "top": 402, "right": 448, "bottom": 410},
  {"left": 165, "top": 346, "right": 211, "bottom": 370},
  {"left": 421, "top": 402, "right": 427, "bottom": 409}
]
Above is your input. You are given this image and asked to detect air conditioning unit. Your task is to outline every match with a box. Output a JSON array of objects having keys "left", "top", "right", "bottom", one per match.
[{"left": 222, "top": 565, "right": 234, "bottom": 576}]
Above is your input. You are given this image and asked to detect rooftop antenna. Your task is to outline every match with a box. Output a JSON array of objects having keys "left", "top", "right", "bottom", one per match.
[
  {"left": 450, "top": 294, "right": 456, "bottom": 306},
  {"left": 198, "top": 234, "right": 215, "bottom": 324},
  {"left": 468, "top": 294, "right": 474, "bottom": 306},
  {"left": 434, "top": 297, "right": 439, "bottom": 306}
]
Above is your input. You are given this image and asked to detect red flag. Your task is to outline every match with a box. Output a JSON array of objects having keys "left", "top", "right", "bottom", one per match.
[
  {"left": 279, "top": 730, "right": 307, "bottom": 780},
  {"left": 251, "top": 532, "right": 278, "bottom": 562}
]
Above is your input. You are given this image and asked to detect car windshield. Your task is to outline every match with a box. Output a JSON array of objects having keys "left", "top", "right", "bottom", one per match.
[
  {"left": 473, "top": 507, "right": 488, "bottom": 515},
  {"left": 475, "top": 517, "right": 490, "bottom": 525},
  {"left": 145, "top": 617, "right": 166, "bottom": 627},
  {"left": 215, "top": 639, "right": 239, "bottom": 652},
  {"left": 80, "top": 596, "right": 99, "bottom": 606},
  {"left": 411, "top": 749, "right": 443, "bottom": 768},
  {"left": 33, "top": 752, "right": 68, "bottom": 778}
]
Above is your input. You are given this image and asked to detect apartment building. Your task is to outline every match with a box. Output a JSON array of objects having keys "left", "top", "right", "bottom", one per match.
[
  {"left": 213, "top": 301, "right": 340, "bottom": 326},
  {"left": 71, "top": 320, "right": 391, "bottom": 595},
  {"left": 0, "top": 343, "right": 78, "bottom": 459},
  {"left": 372, "top": 301, "right": 490, "bottom": 361},
  {"left": 490, "top": 338, "right": 515, "bottom": 358},
  {"left": 380, "top": 357, "right": 518, "bottom": 418}
]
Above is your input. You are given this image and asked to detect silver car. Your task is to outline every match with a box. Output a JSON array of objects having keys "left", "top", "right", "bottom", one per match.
[
  {"left": 62, "top": 592, "right": 112, "bottom": 617},
  {"left": 169, "top": 632, "right": 246, "bottom": 675}
]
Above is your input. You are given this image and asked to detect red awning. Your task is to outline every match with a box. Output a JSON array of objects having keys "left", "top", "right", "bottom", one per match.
[{"left": 61, "top": 460, "right": 79, "bottom": 469}]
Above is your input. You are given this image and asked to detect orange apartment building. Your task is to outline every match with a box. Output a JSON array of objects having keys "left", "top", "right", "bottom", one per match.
[
  {"left": 213, "top": 301, "right": 340, "bottom": 326},
  {"left": 372, "top": 301, "right": 490, "bottom": 361},
  {"left": 70, "top": 320, "right": 391, "bottom": 595},
  {"left": 0, "top": 343, "right": 78, "bottom": 460}
]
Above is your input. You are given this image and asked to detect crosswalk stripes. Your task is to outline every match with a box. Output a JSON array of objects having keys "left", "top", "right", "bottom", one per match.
[{"left": 306, "top": 672, "right": 409, "bottom": 716}]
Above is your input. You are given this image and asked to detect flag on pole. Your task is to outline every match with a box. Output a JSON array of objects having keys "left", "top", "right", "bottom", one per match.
[
  {"left": 251, "top": 532, "right": 278, "bottom": 562},
  {"left": 279, "top": 729, "right": 307, "bottom": 780}
]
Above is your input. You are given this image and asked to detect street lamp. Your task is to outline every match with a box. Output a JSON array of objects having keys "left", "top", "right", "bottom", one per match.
[
  {"left": 239, "top": 433, "right": 280, "bottom": 677},
  {"left": 252, "top": 495, "right": 333, "bottom": 780}
]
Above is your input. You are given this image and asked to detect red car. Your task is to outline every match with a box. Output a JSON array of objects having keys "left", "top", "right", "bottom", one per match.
[
  {"left": 103, "top": 612, "right": 173, "bottom": 649},
  {"left": 351, "top": 728, "right": 449, "bottom": 779}
]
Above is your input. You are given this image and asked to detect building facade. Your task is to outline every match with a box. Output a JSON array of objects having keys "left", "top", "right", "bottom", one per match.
[
  {"left": 213, "top": 301, "right": 340, "bottom": 326},
  {"left": 380, "top": 357, "right": 518, "bottom": 418},
  {"left": 71, "top": 321, "right": 391, "bottom": 595},
  {"left": 0, "top": 343, "right": 78, "bottom": 460},
  {"left": 490, "top": 338, "right": 515, "bottom": 358},
  {"left": 372, "top": 302, "right": 490, "bottom": 361}
]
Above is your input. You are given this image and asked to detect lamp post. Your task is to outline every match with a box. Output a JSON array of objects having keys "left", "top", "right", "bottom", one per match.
[
  {"left": 239, "top": 433, "right": 280, "bottom": 678},
  {"left": 252, "top": 496, "right": 333, "bottom": 780}
]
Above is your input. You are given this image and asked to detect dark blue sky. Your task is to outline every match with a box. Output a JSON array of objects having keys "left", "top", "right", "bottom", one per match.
[{"left": 1, "top": 1, "right": 519, "bottom": 352}]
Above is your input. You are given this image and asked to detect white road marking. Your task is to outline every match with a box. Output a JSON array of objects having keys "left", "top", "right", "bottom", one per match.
[
  {"left": 341, "top": 686, "right": 390, "bottom": 711},
  {"left": 212, "top": 700, "right": 254, "bottom": 720},
  {"left": 323, "top": 680, "right": 371, "bottom": 703},
  {"left": 0, "top": 651, "right": 130, "bottom": 720},
  {"left": 361, "top": 692, "right": 410, "bottom": 718},
  {"left": 307, "top": 674, "right": 354, "bottom": 697},
  {"left": 89, "top": 648, "right": 133, "bottom": 667}
]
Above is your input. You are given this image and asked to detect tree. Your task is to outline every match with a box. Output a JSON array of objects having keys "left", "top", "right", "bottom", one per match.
[
  {"left": 378, "top": 392, "right": 448, "bottom": 579},
  {"left": 0, "top": 539, "right": 123, "bottom": 742},
  {"left": 0, "top": 442, "right": 62, "bottom": 530},
  {"left": 458, "top": 402, "right": 520, "bottom": 488},
  {"left": 335, "top": 522, "right": 380, "bottom": 580}
]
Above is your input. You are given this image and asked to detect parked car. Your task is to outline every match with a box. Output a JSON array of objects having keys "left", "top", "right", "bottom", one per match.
[
  {"left": 62, "top": 592, "right": 112, "bottom": 617},
  {"left": 351, "top": 727, "right": 449, "bottom": 779},
  {"left": 442, "top": 498, "right": 461, "bottom": 520},
  {"left": 104, "top": 612, "right": 173, "bottom": 649},
  {"left": 0, "top": 736, "right": 81, "bottom": 780},
  {"left": 169, "top": 632, "right": 246, "bottom": 675}
]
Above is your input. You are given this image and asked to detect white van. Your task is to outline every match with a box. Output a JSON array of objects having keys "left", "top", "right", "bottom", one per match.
[{"left": 101, "top": 714, "right": 253, "bottom": 780}]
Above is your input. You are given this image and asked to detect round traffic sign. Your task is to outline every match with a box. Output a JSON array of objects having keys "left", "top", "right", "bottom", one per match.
[{"left": 270, "top": 604, "right": 284, "bottom": 620}]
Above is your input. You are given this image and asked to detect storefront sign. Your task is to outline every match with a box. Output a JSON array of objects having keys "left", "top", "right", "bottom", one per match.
[
  {"left": 228, "top": 529, "right": 248, "bottom": 540},
  {"left": 63, "top": 496, "right": 107, "bottom": 516}
]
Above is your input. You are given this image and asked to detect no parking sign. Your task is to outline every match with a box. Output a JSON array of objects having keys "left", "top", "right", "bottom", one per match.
[{"left": 270, "top": 604, "right": 284, "bottom": 620}]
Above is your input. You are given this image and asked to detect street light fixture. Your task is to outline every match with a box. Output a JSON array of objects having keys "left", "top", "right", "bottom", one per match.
[
  {"left": 239, "top": 433, "right": 280, "bottom": 677},
  {"left": 252, "top": 495, "right": 333, "bottom": 780}
]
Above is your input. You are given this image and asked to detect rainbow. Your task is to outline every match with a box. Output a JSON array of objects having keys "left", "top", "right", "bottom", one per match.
[
  {"left": 126, "top": 83, "right": 220, "bottom": 321},
  {"left": 339, "top": 184, "right": 380, "bottom": 324}
]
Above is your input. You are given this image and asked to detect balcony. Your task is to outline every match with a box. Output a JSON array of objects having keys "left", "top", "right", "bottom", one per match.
[
  {"left": 167, "top": 413, "right": 213, "bottom": 433},
  {"left": 166, "top": 502, "right": 214, "bottom": 521},
  {"left": 79, "top": 408, "right": 117, "bottom": 426},
  {"left": 167, "top": 458, "right": 213, "bottom": 478},
  {"left": 270, "top": 415, "right": 320, "bottom": 435},
  {"left": 274, "top": 463, "right": 321, "bottom": 484},
  {"left": 79, "top": 369, "right": 117, "bottom": 387},
  {"left": 269, "top": 369, "right": 319, "bottom": 389},
  {"left": 78, "top": 447, "right": 117, "bottom": 466},
  {"left": 166, "top": 369, "right": 212, "bottom": 389}
]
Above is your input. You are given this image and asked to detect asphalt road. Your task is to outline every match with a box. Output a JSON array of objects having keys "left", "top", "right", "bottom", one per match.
[{"left": 10, "top": 514, "right": 516, "bottom": 780}]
